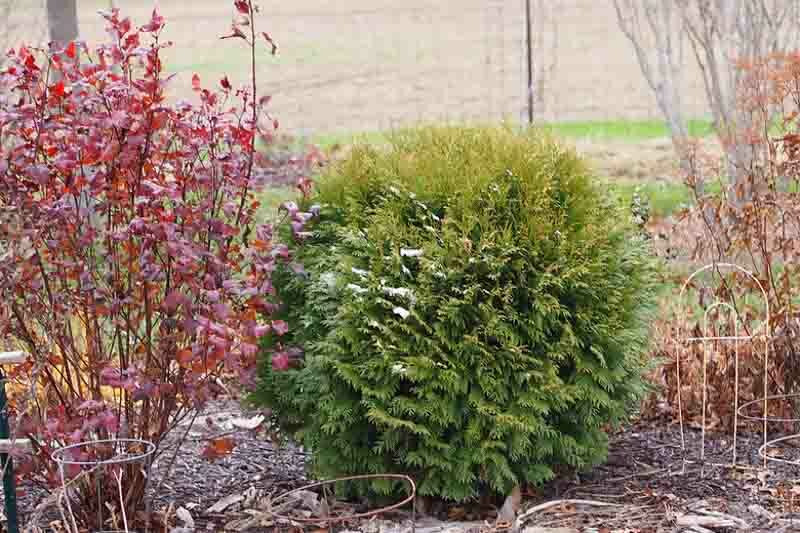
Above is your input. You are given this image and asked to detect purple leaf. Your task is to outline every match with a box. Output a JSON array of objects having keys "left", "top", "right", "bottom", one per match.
[
  {"left": 253, "top": 324, "right": 270, "bottom": 337},
  {"left": 29, "top": 165, "right": 49, "bottom": 184},
  {"left": 77, "top": 400, "right": 105, "bottom": 411},
  {"left": 272, "top": 320, "right": 289, "bottom": 336},
  {"left": 272, "top": 351, "right": 290, "bottom": 371},
  {"left": 100, "top": 411, "right": 119, "bottom": 432},
  {"left": 181, "top": 318, "right": 199, "bottom": 335},
  {"left": 209, "top": 335, "right": 229, "bottom": 349},
  {"left": 272, "top": 244, "right": 290, "bottom": 259},
  {"left": 212, "top": 302, "right": 230, "bottom": 321},
  {"left": 280, "top": 201, "right": 298, "bottom": 216},
  {"left": 99, "top": 367, "right": 124, "bottom": 388},
  {"left": 256, "top": 223, "right": 273, "bottom": 241},
  {"left": 240, "top": 342, "right": 258, "bottom": 357},
  {"left": 162, "top": 289, "right": 185, "bottom": 314}
]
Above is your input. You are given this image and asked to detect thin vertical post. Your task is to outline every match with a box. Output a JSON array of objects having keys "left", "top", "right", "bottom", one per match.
[
  {"left": 525, "top": 0, "right": 534, "bottom": 125},
  {"left": 0, "top": 369, "right": 19, "bottom": 533}
]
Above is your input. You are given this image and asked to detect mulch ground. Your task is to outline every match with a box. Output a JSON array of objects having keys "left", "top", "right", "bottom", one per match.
[
  {"left": 14, "top": 403, "right": 800, "bottom": 532},
  {"left": 532, "top": 421, "right": 800, "bottom": 532}
]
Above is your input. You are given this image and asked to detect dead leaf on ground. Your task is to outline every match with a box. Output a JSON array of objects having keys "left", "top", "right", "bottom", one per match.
[{"left": 201, "top": 437, "right": 236, "bottom": 460}]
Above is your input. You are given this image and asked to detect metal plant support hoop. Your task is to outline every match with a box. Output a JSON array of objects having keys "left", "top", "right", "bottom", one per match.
[
  {"left": 270, "top": 474, "right": 417, "bottom": 533},
  {"left": 739, "top": 393, "right": 800, "bottom": 467},
  {"left": 51, "top": 438, "right": 157, "bottom": 533},
  {"left": 675, "top": 263, "right": 771, "bottom": 471}
]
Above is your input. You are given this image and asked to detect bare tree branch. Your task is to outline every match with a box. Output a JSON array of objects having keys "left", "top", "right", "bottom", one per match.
[
  {"left": 612, "top": 0, "right": 694, "bottom": 186},
  {"left": 676, "top": 0, "right": 800, "bottom": 203},
  {"left": 616, "top": 0, "right": 800, "bottom": 207}
]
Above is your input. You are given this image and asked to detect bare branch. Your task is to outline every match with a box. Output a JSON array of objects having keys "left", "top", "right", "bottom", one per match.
[
  {"left": 612, "top": 0, "right": 693, "bottom": 181},
  {"left": 676, "top": 0, "right": 800, "bottom": 201}
]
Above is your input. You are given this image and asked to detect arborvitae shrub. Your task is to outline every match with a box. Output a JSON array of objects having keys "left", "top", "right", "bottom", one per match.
[{"left": 253, "top": 125, "right": 659, "bottom": 501}]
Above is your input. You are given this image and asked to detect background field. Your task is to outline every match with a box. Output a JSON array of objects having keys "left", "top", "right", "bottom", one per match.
[
  {"left": 7, "top": 0, "right": 720, "bottom": 219},
  {"left": 17, "top": 0, "right": 711, "bottom": 136}
]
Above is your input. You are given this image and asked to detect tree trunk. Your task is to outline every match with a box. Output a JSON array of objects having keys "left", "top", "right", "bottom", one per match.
[{"left": 46, "top": 0, "right": 79, "bottom": 47}]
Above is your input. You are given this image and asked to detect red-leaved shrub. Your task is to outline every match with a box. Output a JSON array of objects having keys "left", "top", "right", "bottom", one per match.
[{"left": 0, "top": 1, "right": 311, "bottom": 526}]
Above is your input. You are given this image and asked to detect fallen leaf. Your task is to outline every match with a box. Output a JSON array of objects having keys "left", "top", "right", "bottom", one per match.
[
  {"left": 176, "top": 507, "right": 195, "bottom": 528},
  {"left": 201, "top": 437, "right": 236, "bottom": 460},
  {"left": 315, "top": 498, "right": 330, "bottom": 519},
  {"left": 448, "top": 506, "right": 467, "bottom": 520},
  {"left": 231, "top": 414, "right": 265, "bottom": 430},
  {"left": 207, "top": 493, "right": 245, "bottom": 514}
]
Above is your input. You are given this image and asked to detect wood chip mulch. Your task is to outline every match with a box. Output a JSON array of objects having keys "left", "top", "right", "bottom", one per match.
[{"left": 14, "top": 406, "right": 800, "bottom": 532}]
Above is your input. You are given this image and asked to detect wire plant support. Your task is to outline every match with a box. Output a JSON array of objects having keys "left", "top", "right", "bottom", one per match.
[
  {"left": 51, "top": 438, "right": 156, "bottom": 533},
  {"left": 675, "top": 262, "right": 771, "bottom": 473}
]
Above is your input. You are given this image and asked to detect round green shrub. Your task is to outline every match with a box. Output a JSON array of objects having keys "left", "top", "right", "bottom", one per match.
[{"left": 253, "top": 125, "right": 658, "bottom": 501}]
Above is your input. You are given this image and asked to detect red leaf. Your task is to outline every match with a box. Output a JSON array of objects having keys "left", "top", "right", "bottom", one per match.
[
  {"left": 24, "top": 54, "right": 38, "bottom": 71},
  {"left": 50, "top": 80, "right": 66, "bottom": 98},
  {"left": 118, "top": 17, "right": 132, "bottom": 36},
  {"left": 259, "top": 94, "right": 272, "bottom": 107},
  {"left": 99, "top": 141, "right": 118, "bottom": 163},
  {"left": 234, "top": 0, "right": 250, "bottom": 14},
  {"left": 2, "top": 8, "right": 306, "bottom": 465},
  {"left": 151, "top": 110, "right": 168, "bottom": 130},
  {"left": 124, "top": 31, "right": 140, "bottom": 51},
  {"left": 261, "top": 32, "right": 278, "bottom": 55},
  {"left": 141, "top": 8, "right": 165, "bottom": 32}
]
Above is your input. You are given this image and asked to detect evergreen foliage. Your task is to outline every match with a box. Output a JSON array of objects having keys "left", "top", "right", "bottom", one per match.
[{"left": 252, "top": 125, "right": 659, "bottom": 501}]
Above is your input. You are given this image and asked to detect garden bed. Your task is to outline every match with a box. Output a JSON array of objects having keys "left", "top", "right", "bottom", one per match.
[{"left": 16, "top": 400, "right": 800, "bottom": 532}]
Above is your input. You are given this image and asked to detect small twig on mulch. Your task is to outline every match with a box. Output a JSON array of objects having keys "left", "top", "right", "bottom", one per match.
[
  {"left": 607, "top": 467, "right": 669, "bottom": 482},
  {"left": 514, "top": 498, "right": 663, "bottom": 531},
  {"left": 517, "top": 498, "right": 621, "bottom": 521}
]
